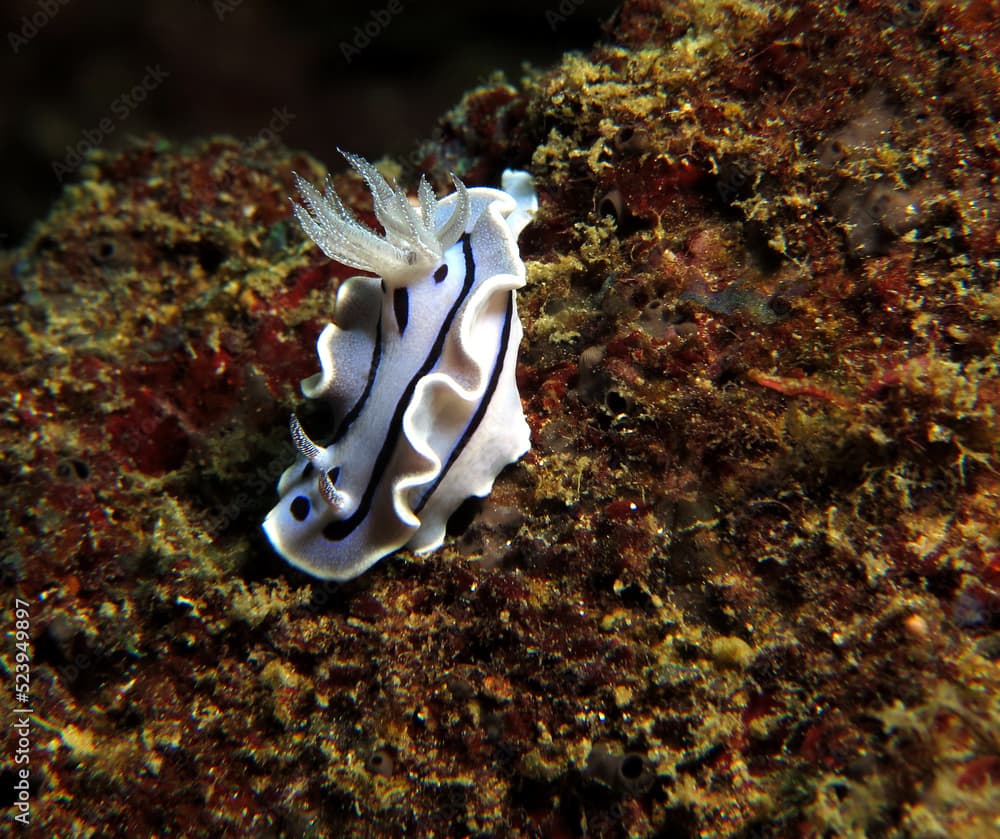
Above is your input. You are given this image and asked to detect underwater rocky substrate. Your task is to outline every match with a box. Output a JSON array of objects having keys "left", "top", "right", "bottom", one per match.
[{"left": 3, "top": 1, "right": 1000, "bottom": 835}]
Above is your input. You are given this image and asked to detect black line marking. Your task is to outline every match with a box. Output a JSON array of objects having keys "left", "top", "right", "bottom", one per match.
[
  {"left": 414, "top": 290, "right": 515, "bottom": 515},
  {"left": 331, "top": 312, "right": 382, "bottom": 444},
  {"left": 393, "top": 287, "right": 409, "bottom": 335},
  {"left": 323, "top": 234, "right": 477, "bottom": 542}
]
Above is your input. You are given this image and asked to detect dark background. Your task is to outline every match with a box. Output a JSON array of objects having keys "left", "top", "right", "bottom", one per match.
[{"left": 0, "top": 0, "right": 620, "bottom": 246}]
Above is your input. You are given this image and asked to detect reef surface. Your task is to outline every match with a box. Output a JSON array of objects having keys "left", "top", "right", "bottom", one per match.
[{"left": 3, "top": 1, "right": 999, "bottom": 836}]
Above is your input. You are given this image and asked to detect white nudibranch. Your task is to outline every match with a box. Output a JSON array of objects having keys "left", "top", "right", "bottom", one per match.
[{"left": 263, "top": 151, "right": 537, "bottom": 581}]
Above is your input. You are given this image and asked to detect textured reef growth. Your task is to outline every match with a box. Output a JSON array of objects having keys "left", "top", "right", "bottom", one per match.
[{"left": 3, "top": 0, "right": 999, "bottom": 836}]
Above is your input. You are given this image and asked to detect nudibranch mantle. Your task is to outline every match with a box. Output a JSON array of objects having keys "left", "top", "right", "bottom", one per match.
[{"left": 263, "top": 152, "right": 536, "bottom": 581}]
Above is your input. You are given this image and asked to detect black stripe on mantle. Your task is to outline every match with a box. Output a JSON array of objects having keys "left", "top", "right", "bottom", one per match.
[
  {"left": 330, "top": 312, "right": 382, "bottom": 445},
  {"left": 322, "top": 234, "right": 477, "bottom": 542},
  {"left": 413, "top": 290, "right": 515, "bottom": 515}
]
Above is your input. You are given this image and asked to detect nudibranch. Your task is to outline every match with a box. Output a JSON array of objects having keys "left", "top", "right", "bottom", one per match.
[{"left": 263, "top": 152, "right": 537, "bottom": 581}]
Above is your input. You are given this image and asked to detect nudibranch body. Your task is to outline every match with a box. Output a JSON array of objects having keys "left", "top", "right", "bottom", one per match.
[{"left": 263, "top": 153, "right": 536, "bottom": 581}]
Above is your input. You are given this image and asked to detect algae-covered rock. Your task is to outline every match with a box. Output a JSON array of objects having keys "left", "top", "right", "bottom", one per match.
[{"left": 3, "top": 1, "right": 998, "bottom": 835}]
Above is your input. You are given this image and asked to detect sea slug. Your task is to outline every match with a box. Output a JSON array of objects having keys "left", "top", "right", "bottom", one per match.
[{"left": 263, "top": 152, "right": 536, "bottom": 581}]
